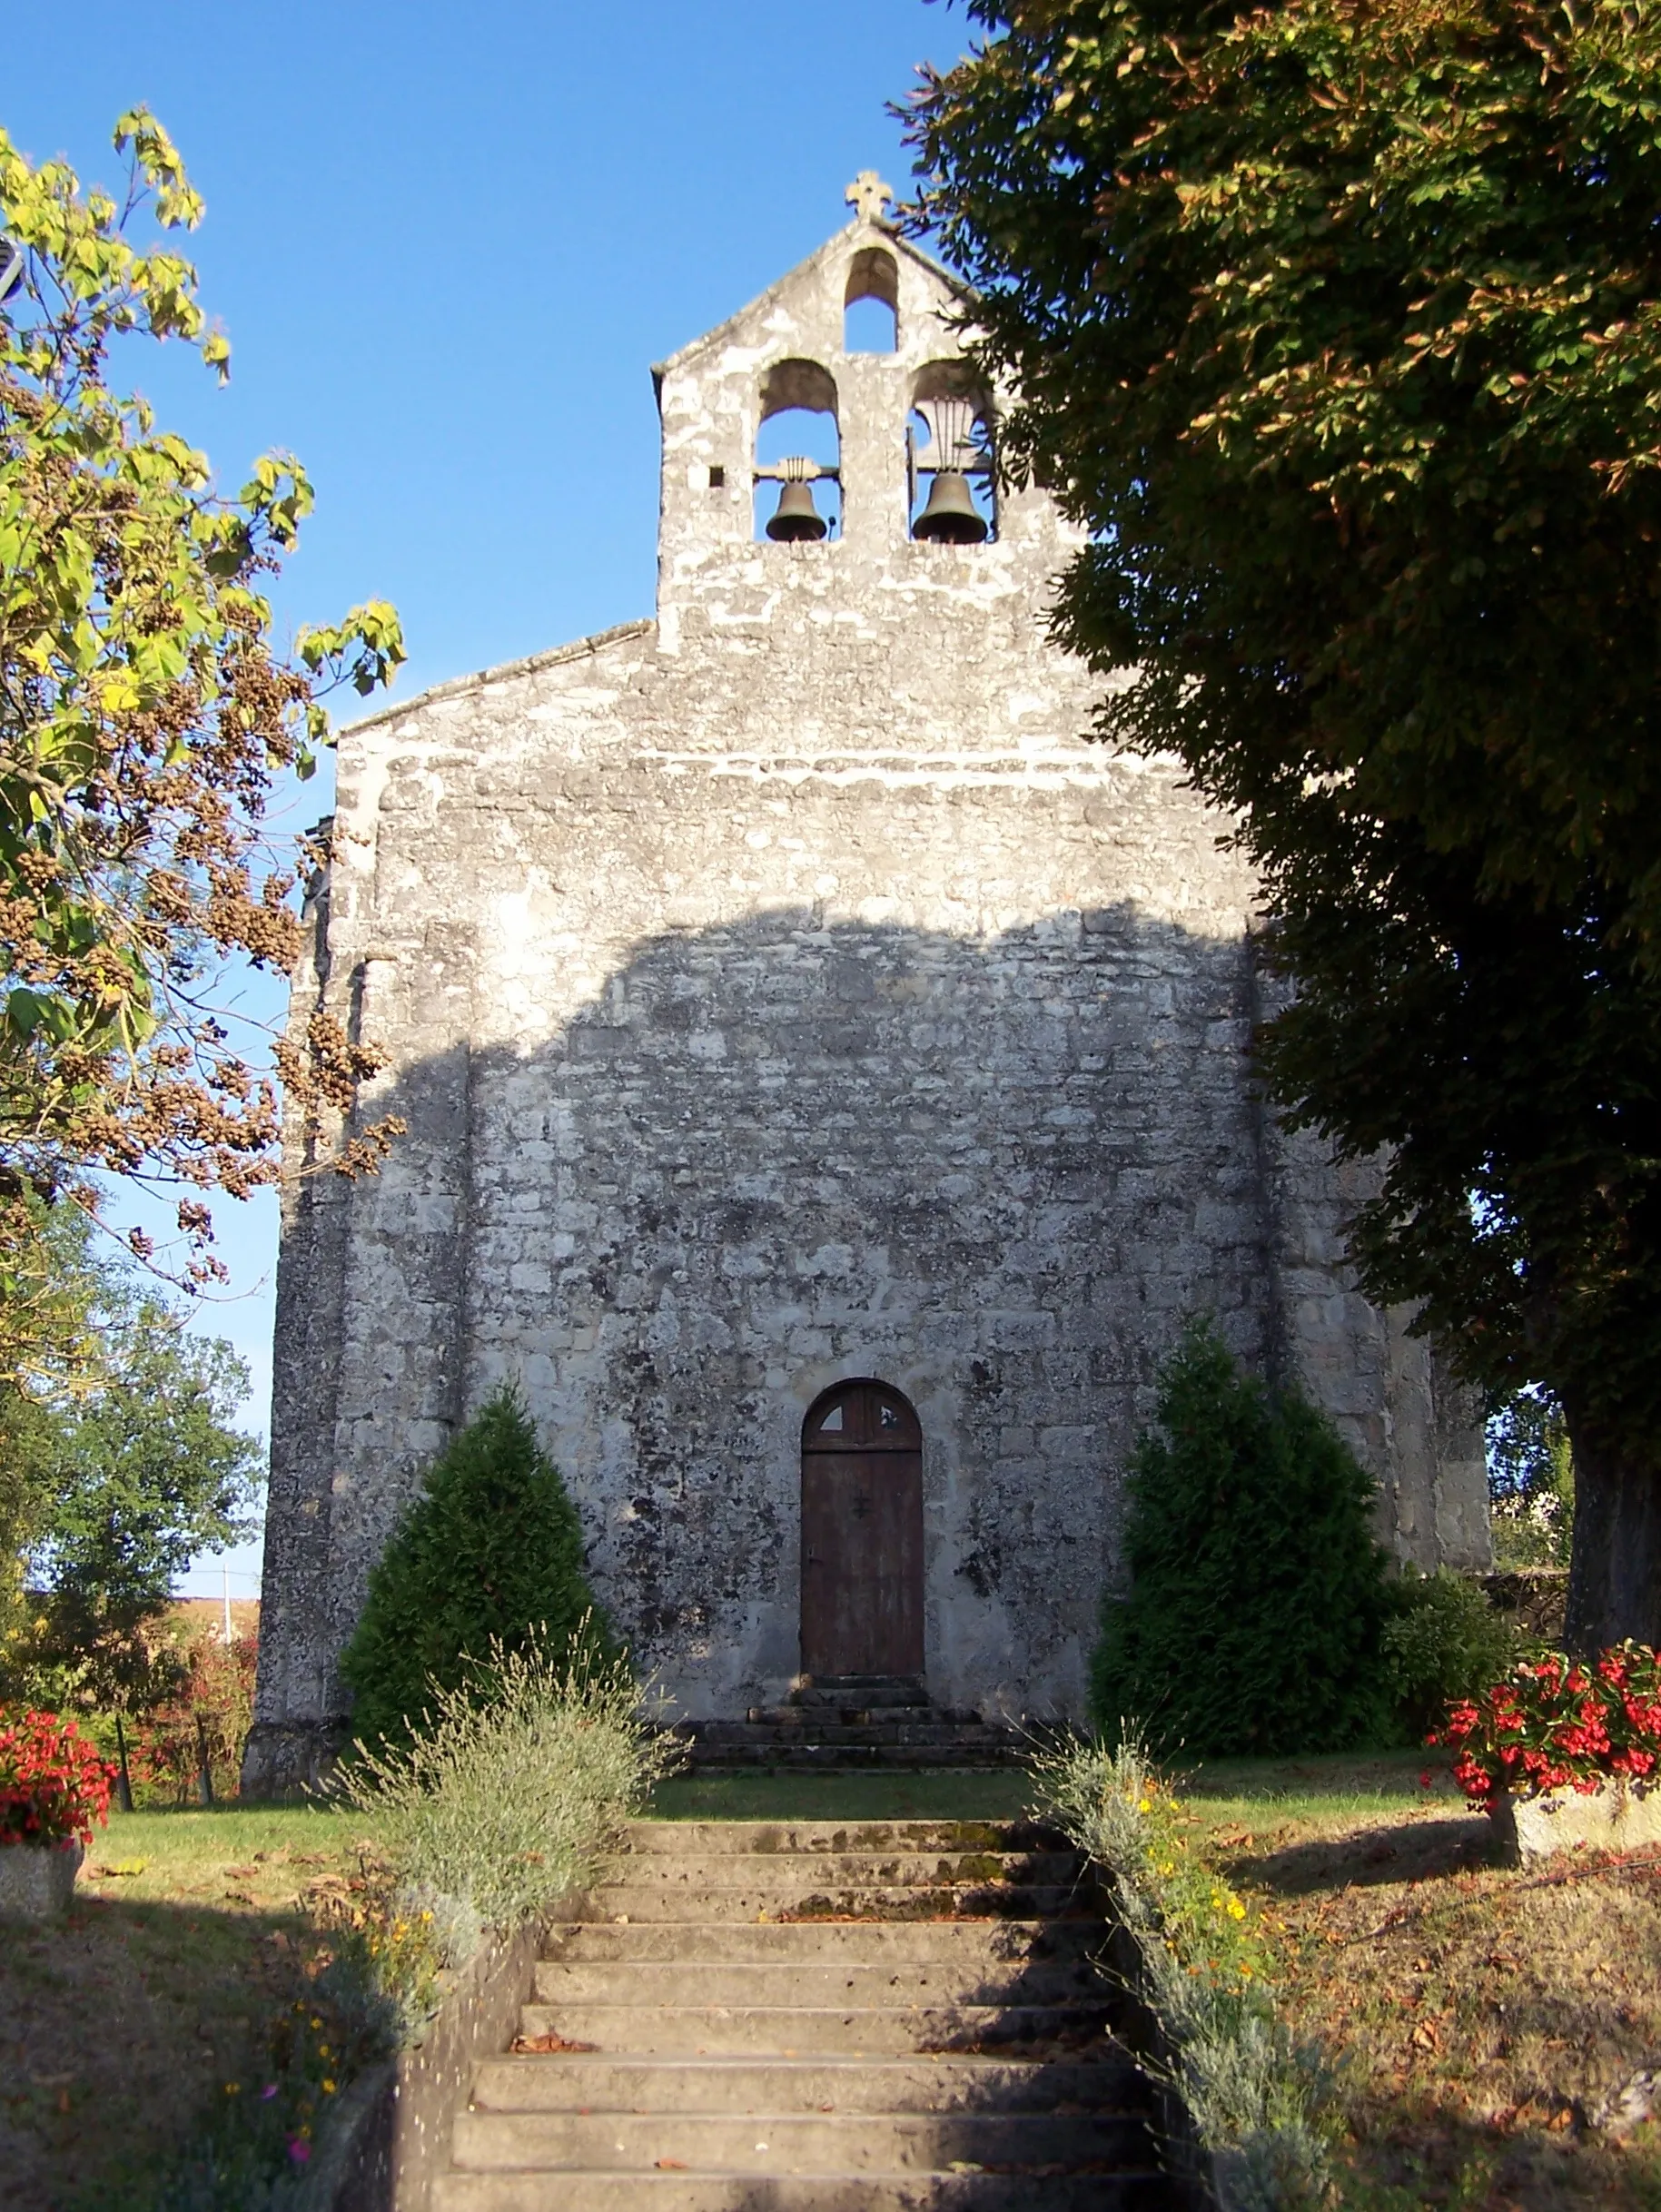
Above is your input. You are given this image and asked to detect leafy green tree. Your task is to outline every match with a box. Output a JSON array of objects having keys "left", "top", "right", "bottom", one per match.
[
  {"left": 26, "top": 1296, "right": 260, "bottom": 1627},
  {"left": 0, "top": 110, "right": 405, "bottom": 1337},
  {"left": 1093, "top": 1321, "right": 1393, "bottom": 1756},
  {"left": 911, "top": 0, "right": 1661, "bottom": 1646},
  {"left": 341, "top": 1387, "right": 611, "bottom": 1754},
  {"left": 1, "top": 1218, "right": 260, "bottom": 1795},
  {"left": 1488, "top": 1387, "right": 1575, "bottom": 1569}
]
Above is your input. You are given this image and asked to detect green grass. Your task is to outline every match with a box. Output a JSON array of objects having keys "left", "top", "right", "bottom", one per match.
[
  {"left": 648, "top": 1769, "right": 1037, "bottom": 1822},
  {"left": 90, "top": 1802, "right": 381, "bottom": 1894},
  {"left": 0, "top": 1801, "right": 384, "bottom": 2212},
  {"left": 1176, "top": 1746, "right": 1456, "bottom": 1833}
]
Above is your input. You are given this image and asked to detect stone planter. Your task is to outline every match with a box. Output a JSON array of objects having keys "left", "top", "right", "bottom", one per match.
[
  {"left": 1491, "top": 1776, "right": 1661, "bottom": 1866},
  {"left": 0, "top": 1840, "right": 84, "bottom": 1921}
]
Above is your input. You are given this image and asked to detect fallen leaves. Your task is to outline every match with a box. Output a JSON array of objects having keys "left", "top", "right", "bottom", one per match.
[{"left": 510, "top": 2031, "right": 598, "bottom": 2055}]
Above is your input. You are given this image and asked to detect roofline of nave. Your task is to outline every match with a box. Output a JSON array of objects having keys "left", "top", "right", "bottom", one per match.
[{"left": 339, "top": 617, "right": 656, "bottom": 739}]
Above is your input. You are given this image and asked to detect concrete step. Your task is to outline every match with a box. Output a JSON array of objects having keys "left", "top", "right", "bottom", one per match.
[
  {"left": 531, "top": 1958, "right": 1105, "bottom": 2009},
  {"left": 543, "top": 1920, "right": 1101, "bottom": 1965},
  {"left": 433, "top": 2171, "right": 1170, "bottom": 2210},
  {"left": 588, "top": 1852, "right": 1082, "bottom": 1891},
  {"left": 579, "top": 1882, "right": 1086, "bottom": 1924},
  {"left": 514, "top": 2001, "right": 1114, "bottom": 2056},
  {"left": 451, "top": 2108, "right": 1153, "bottom": 2175},
  {"left": 470, "top": 2053, "right": 1143, "bottom": 2115},
  {"left": 621, "top": 1821, "right": 1064, "bottom": 1857}
]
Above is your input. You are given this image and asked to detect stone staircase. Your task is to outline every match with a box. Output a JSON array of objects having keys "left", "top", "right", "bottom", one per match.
[
  {"left": 432, "top": 1817, "right": 1174, "bottom": 2209},
  {"left": 677, "top": 1674, "right": 1023, "bottom": 1771}
]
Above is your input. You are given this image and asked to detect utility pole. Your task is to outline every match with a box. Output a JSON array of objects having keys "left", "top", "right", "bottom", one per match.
[{"left": 222, "top": 1561, "right": 232, "bottom": 1645}]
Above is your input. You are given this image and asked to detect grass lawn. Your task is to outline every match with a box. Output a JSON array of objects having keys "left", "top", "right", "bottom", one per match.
[
  {"left": 0, "top": 1804, "right": 383, "bottom": 2212},
  {"left": 1180, "top": 1751, "right": 1661, "bottom": 2208}
]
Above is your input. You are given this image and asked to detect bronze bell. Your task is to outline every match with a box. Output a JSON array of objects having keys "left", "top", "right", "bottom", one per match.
[
  {"left": 767, "top": 481, "right": 827, "bottom": 541},
  {"left": 913, "top": 470, "right": 988, "bottom": 544}
]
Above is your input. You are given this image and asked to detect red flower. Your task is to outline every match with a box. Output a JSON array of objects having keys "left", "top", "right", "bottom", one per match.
[
  {"left": 0, "top": 1709, "right": 115, "bottom": 1848},
  {"left": 1432, "top": 1644, "right": 1661, "bottom": 1809}
]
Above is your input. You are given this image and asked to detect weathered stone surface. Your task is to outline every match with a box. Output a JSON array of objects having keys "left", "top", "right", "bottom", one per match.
[
  {"left": 0, "top": 1842, "right": 82, "bottom": 1921},
  {"left": 246, "top": 195, "right": 1488, "bottom": 1794},
  {"left": 1492, "top": 1778, "right": 1661, "bottom": 1866}
]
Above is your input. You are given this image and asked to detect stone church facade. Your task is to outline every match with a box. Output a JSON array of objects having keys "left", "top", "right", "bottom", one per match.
[{"left": 244, "top": 181, "right": 1488, "bottom": 1791}]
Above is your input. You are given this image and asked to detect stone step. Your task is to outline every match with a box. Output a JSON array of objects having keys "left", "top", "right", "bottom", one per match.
[
  {"left": 450, "top": 2108, "right": 1153, "bottom": 2176},
  {"left": 747, "top": 1705, "right": 986, "bottom": 1728},
  {"left": 689, "top": 1722, "right": 1013, "bottom": 1749},
  {"left": 621, "top": 1821, "right": 1063, "bottom": 1857},
  {"left": 791, "top": 1676, "right": 932, "bottom": 1706},
  {"left": 681, "top": 1742, "right": 1025, "bottom": 1772},
  {"left": 579, "top": 1882, "right": 1086, "bottom": 1924},
  {"left": 470, "top": 2053, "right": 1142, "bottom": 2116},
  {"left": 588, "top": 1852, "right": 1082, "bottom": 1891},
  {"left": 531, "top": 1958, "right": 1104, "bottom": 2009},
  {"left": 436, "top": 1819, "right": 1164, "bottom": 2212},
  {"left": 514, "top": 2001, "right": 1114, "bottom": 2056},
  {"left": 543, "top": 1920, "right": 1100, "bottom": 1965},
  {"left": 433, "top": 2170, "right": 1170, "bottom": 2211}
]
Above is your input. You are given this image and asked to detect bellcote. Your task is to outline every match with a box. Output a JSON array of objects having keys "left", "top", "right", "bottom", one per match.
[{"left": 650, "top": 176, "right": 1075, "bottom": 639}]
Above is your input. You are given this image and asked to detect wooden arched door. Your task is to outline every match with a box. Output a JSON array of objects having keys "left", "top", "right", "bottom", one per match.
[{"left": 800, "top": 1380, "right": 924, "bottom": 1678}]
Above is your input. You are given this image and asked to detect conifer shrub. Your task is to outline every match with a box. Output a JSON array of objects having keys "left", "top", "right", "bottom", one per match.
[
  {"left": 1092, "top": 1321, "right": 1393, "bottom": 1756},
  {"left": 340, "top": 1387, "right": 610, "bottom": 1753}
]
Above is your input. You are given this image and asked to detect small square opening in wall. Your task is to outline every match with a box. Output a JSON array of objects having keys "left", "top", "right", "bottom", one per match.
[{"left": 708, "top": 466, "right": 726, "bottom": 489}]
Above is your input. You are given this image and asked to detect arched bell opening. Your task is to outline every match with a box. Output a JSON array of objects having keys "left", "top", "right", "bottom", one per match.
[
  {"left": 844, "top": 245, "right": 898, "bottom": 353},
  {"left": 800, "top": 1379, "right": 924, "bottom": 1679},
  {"left": 754, "top": 358, "right": 842, "bottom": 542},
  {"left": 908, "top": 361, "right": 996, "bottom": 543}
]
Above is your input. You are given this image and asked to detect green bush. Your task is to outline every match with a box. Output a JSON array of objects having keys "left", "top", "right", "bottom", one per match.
[
  {"left": 1381, "top": 1568, "right": 1519, "bottom": 1739},
  {"left": 1091, "top": 1320, "right": 1393, "bottom": 1757},
  {"left": 340, "top": 1387, "right": 609, "bottom": 1753}
]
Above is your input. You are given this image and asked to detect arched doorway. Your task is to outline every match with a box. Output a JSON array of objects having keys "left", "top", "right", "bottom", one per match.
[{"left": 800, "top": 1380, "right": 924, "bottom": 1678}]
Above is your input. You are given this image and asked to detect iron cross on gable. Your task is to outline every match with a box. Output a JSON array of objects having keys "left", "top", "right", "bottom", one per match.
[{"left": 845, "top": 171, "right": 894, "bottom": 226}]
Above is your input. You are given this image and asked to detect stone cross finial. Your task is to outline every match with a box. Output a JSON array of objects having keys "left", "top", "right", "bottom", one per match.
[{"left": 845, "top": 171, "right": 895, "bottom": 226}]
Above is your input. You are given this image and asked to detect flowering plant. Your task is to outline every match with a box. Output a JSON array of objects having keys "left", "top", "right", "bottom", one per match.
[
  {"left": 1432, "top": 1643, "right": 1661, "bottom": 1803},
  {"left": 0, "top": 1706, "right": 116, "bottom": 1846}
]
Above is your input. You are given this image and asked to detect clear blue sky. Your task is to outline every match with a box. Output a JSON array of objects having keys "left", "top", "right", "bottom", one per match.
[{"left": 5, "top": 1, "right": 974, "bottom": 1595}]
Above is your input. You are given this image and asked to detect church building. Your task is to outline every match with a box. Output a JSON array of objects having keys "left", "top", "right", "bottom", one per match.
[{"left": 243, "top": 178, "right": 1489, "bottom": 1792}]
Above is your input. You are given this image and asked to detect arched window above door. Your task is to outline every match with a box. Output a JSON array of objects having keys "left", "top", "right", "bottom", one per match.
[{"left": 804, "top": 1379, "right": 920, "bottom": 1450}]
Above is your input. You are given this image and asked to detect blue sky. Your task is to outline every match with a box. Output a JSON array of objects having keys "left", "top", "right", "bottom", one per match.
[{"left": 5, "top": 0, "right": 974, "bottom": 1595}]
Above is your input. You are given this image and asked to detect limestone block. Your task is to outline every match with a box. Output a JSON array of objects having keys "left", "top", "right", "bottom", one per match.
[
  {"left": 0, "top": 1841, "right": 83, "bottom": 1920},
  {"left": 1490, "top": 1779, "right": 1661, "bottom": 1866}
]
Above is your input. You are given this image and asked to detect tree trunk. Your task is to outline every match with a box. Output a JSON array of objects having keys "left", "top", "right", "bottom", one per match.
[
  {"left": 113, "top": 1711, "right": 134, "bottom": 1815},
  {"left": 1562, "top": 1407, "right": 1661, "bottom": 1652}
]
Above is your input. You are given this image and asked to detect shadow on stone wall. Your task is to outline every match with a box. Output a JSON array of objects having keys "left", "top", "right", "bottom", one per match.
[{"left": 259, "top": 899, "right": 1285, "bottom": 1753}]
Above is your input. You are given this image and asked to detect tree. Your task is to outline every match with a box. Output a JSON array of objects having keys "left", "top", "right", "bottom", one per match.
[
  {"left": 0, "top": 110, "right": 405, "bottom": 1342},
  {"left": 1488, "top": 1387, "right": 1575, "bottom": 1569},
  {"left": 1093, "top": 1320, "right": 1392, "bottom": 1755},
  {"left": 910, "top": 0, "right": 1661, "bottom": 1646},
  {"left": 0, "top": 1219, "right": 261, "bottom": 1798},
  {"left": 341, "top": 1387, "right": 610, "bottom": 1754}
]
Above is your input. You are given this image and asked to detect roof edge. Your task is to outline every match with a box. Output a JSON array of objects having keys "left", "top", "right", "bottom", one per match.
[{"left": 338, "top": 618, "right": 655, "bottom": 740}]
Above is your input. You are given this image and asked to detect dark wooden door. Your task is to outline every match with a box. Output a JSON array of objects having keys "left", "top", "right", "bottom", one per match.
[{"left": 800, "top": 1381, "right": 924, "bottom": 1677}]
